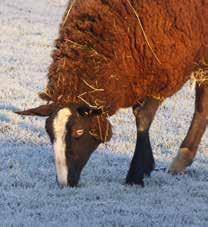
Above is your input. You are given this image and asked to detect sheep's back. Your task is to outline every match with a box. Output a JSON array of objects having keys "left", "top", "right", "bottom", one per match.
[{"left": 45, "top": 0, "right": 208, "bottom": 114}]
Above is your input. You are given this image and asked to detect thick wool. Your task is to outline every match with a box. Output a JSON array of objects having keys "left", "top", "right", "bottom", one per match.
[{"left": 40, "top": 0, "right": 208, "bottom": 138}]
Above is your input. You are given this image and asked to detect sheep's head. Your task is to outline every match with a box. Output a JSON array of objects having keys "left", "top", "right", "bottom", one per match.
[{"left": 16, "top": 103, "right": 112, "bottom": 187}]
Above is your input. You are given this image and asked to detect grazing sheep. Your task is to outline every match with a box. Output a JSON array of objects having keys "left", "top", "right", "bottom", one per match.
[{"left": 17, "top": 0, "right": 208, "bottom": 187}]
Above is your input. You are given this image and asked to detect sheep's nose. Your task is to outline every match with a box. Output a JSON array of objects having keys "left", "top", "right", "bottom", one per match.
[{"left": 56, "top": 171, "right": 80, "bottom": 188}]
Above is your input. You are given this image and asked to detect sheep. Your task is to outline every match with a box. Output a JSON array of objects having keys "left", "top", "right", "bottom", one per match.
[{"left": 17, "top": 0, "right": 208, "bottom": 187}]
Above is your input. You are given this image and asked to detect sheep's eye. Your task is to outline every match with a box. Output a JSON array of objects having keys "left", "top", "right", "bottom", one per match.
[{"left": 72, "top": 129, "right": 84, "bottom": 138}]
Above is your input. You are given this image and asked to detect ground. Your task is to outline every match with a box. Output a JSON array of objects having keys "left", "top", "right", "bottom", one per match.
[{"left": 1, "top": 0, "right": 208, "bottom": 226}]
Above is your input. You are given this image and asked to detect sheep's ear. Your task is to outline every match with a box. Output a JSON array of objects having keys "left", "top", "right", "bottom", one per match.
[
  {"left": 38, "top": 92, "right": 51, "bottom": 102},
  {"left": 15, "top": 103, "right": 58, "bottom": 117}
]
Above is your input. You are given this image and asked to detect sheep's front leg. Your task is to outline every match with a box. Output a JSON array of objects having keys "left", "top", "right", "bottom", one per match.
[
  {"left": 126, "top": 98, "right": 161, "bottom": 186},
  {"left": 169, "top": 83, "right": 208, "bottom": 173}
]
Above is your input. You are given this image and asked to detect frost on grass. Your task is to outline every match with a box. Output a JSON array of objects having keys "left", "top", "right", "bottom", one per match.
[{"left": 1, "top": 0, "right": 208, "bottom": 226}]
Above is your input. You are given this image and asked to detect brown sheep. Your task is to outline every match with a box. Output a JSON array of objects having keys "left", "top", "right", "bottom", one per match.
[{"left": 17, "top": 0, "right": 208, "bottom": 187}]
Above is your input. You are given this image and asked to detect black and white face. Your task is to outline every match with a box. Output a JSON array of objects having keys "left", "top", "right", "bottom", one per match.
[
  {"left": 45, "top": 106, "right": 102, "bottom": 187},
  {"left": 16, "top": 103, "right": 112, "bottom": 187}
]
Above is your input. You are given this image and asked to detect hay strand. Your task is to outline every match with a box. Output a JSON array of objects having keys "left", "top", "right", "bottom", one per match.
[
  {"left": 97, "top": 116, "right": 103, "bottom": 142},
  {"left": 126, "top": 0, "right": 161, "bottom": 64},
  {"left": 77, "top": 93, "right": 98, "bottom": 108},
  {"left": 104, "top": 114, "right": 110, "bottom": 143},
  {"left": 65, "top": 39, "right": 84, "bottom": 48},
  {"left": 191, "top": 68, "right": 208, "bottom": 88},
  {"left": 81, "top": 79, "right": 104, "bottom": 92},
  {"left": 62, "top": 0, "right": 76, "bottom": 27}
]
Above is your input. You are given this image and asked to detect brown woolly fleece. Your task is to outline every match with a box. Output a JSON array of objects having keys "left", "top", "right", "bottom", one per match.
[{"left": 40, "top": 0, "right": 208, "bottom": 139}]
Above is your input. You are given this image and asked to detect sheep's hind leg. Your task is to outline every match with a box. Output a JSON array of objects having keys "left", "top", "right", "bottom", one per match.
[
  {"left": 126, "top": 98, "right": 161, "bottom": 186},
  {"left": 169, "top": 83, "right": 208, "bottom": 174}
]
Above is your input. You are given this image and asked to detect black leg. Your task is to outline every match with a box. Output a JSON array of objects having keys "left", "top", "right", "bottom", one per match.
[
  {"left": 126, "top": 131, "right": 155, "bottom": 186},
  {"left": 169, "top": 83, "right": 208, "bottom": 173},
  {"left": 126, "top": 98, "right": 161, "bottom": 186}
]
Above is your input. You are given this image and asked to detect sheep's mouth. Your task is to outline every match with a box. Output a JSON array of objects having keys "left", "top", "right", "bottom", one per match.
[{"left": 67, "top": 169, "right": 81, "bottom": 187}]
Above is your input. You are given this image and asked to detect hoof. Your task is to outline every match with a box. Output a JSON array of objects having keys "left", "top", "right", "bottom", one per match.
[
  {"left": 169, "top": 148, "right": 194, "bottom": 174},
  {"left": 125, "top": 175, "right": 144, "bottom": 187}
]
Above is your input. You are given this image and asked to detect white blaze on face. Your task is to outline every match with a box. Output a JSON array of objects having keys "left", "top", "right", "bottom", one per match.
[{"left": 53, "top": 108, "right": 72, "bottom": 187}]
